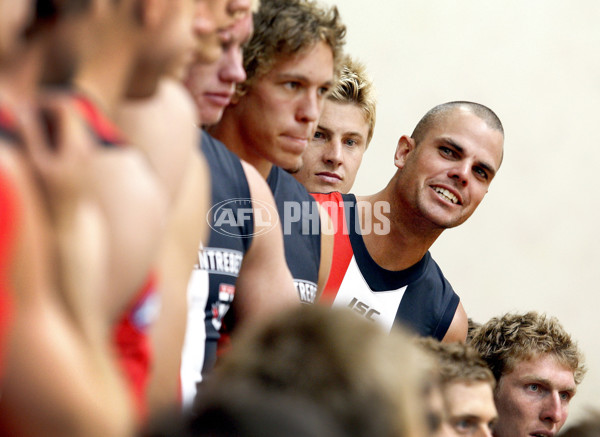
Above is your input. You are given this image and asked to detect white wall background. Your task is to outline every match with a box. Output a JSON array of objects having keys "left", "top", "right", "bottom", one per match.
[{"left": 323, "top": 0, "right": 600, "bottom": 422}]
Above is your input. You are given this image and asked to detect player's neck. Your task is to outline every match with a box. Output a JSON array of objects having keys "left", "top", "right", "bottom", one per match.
[
  {"left": 0, "top": 43, "right": 43, "bottom": 107},
  {"left": 357, "top": 189, "right": 441, "bottom": 271},
  {"left": 208, "top": 110, "right": 274, "bottom": 180},
  {"left": 75, "top": 47, "right": 136, "bottom": 117}
]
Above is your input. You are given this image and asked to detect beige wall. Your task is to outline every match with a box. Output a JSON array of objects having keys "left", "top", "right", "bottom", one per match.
[{"left": 323, "top": 0, "right": 600, "bottom": 421}]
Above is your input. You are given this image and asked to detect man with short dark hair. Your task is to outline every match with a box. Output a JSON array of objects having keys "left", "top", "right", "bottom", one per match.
[{"left": 314, "top": 101, "right": 504, "bottom": 342}]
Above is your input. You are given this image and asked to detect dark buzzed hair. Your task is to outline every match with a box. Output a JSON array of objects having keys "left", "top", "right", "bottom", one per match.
[{"left": 411, "top": 101, "right": 504, "bottom": 146}]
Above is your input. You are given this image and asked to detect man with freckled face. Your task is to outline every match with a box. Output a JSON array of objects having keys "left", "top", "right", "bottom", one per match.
[
  {"left": 293, "top": 56, "right": 375, "bottom": 194},
  {"left": 313, "top": 101, "right": 505, "bottom": 342},
  {"left": 470, "top": 312, "right": 585, "bottom": 437}
]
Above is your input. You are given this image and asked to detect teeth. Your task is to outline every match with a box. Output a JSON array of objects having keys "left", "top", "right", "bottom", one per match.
[{"left": 433, "top": 187, "right": 458, "bottom": 204}]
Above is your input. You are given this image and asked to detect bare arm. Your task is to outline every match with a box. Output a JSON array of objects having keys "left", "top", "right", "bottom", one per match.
[
  {"left": 441, "top": 301, "right": 468, "bottom": 343},
  {"left": 231, "top": 161, "right": 298, "bottom": 325}
]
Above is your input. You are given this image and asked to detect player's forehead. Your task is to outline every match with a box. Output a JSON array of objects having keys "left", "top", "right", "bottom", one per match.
[
  {"left": 261, "top": 41, "right": 334, "bottom": 85},
  {"left": 425, "top": 109, "right": 503, "bottom": 169},
  {"left": 320, "top": 101, "right": 369, "bottom": 134},
  {"left": 506, "top": 354, "right": 576, "bottom": 390},
  {"left": 445, "top": 381, "right": 497, "bottom": 418}
]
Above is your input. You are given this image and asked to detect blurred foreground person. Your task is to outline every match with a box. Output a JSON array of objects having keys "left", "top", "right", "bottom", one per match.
[
  {"left": 0, "top": 0, "right": 137, "bottom": 435},
  {"left": 113, "top": 0, "right": 235, "bottom": 417},
  {"left": 197, "top": 305, "right": 432, "bottom": 437},
  {"left": 470, "top": 312, "right": 585, "bottom": 437},
  {"left": 559, "top": 410, "right": 600, "bottom": 437}
]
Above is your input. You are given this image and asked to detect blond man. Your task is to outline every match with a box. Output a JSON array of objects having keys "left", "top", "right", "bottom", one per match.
[
  {"left": 470, "top": 312, "right": 585, "bottom": 437},
  {"left": 294, "top": 56, "right": 376, "bottom": 194}
]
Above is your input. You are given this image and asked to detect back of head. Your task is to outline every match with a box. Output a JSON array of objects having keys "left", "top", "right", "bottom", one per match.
[
  {"left": 207, "top": 305, "right": 430, "bottom": 437},
  {"left": 241, "top": 0, "right": 346, "bottom": 91},
  {"left": 328, "top": 55, "right": 376, "bottom": 145},
  {"left": 146, "top": 381, "right": 345, "bottom": 437},
  {"left": 411, "top": 101, "right": 504, "bottom": 146},
  {"left": 469, "top": 311, "right": 585, "bottom": 384},
  {"left": 419, "top": 337, "right": 495, "bottom": 389},
  {"left": 559, "top": 410, "right": 600, "bottom": 437}
]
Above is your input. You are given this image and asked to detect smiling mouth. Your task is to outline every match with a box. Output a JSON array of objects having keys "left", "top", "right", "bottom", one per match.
[{"left": 432, "top": 186, "right": 459, "bottom": 204}]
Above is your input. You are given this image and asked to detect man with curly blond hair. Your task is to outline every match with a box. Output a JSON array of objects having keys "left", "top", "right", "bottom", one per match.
[
  {"left": 420, "top": 339, "right": 497, "bottom": 437},
  {"left": 208, "top": 0, "right": 346, "bottom": 305},
  {"left": 469, "top": 312, "right": 585, "bottom": 437},
  {"left": 294, "top": 55, "right": 376, "bottom": 194}
]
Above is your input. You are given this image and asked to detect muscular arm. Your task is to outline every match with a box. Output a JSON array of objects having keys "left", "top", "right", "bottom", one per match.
[
  {"left": 231, "top": 161, "right": 298, "bottom": 325},
  {"left": 441, "top": 301, "right": 468, "bottom": 343}
]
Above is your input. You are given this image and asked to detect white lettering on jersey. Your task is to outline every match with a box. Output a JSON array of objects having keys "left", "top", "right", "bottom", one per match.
[
  {"left": 332, "top": 256, "right": 406, "bottom": 333},
  {"left": 197, "top": 247, "right": 243, "bottom": 276},
  {"left": 294, "top": 279, "right": 318, "bottom": 304}
]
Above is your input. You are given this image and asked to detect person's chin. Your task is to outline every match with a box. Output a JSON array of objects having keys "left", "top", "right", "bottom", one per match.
[{"left": 284, "top": 164, "right": 301, "bottom": 174}]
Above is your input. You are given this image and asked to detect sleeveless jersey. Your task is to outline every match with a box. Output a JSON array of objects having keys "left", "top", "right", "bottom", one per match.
[
  {"left": 0, "top": 167, "right": 18, "bottom": 379},
  {"left": 73, "top": 94, "right": 158, "bottom": 418},
  {"left": 267, "top": 166, "right": 321, "bottom": 304},
  {"left": 313, "top": 192, "right": 459, "bottom": 341},
  {"left": 180, "top": 131, "right": 253, "bottom": 408}
]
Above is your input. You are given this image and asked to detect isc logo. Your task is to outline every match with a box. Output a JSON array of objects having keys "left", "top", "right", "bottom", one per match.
[{"left": 347, "top": 297, "right": 380, "bottom": 321}]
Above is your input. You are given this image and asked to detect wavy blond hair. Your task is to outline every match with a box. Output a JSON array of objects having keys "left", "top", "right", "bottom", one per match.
[{"left": 469, "top": 311, "right": 585, "bottom": 385}]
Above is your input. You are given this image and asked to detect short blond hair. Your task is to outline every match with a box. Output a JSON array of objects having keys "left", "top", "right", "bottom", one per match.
[
  {"left": 469, "top": 312, "right": 586, "bottom": 385},
  {"left": 328, "top": 56, "right": 376, "bottom": 146}
]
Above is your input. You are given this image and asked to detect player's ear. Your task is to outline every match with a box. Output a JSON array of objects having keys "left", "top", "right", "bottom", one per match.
[{"left": 394, "top": 135, "right": 415, "bottom": 170}]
